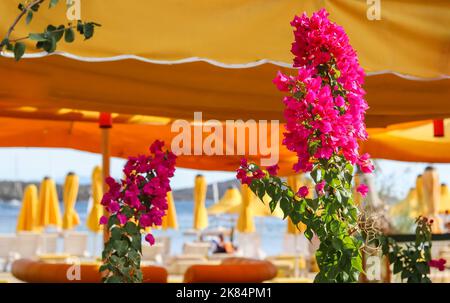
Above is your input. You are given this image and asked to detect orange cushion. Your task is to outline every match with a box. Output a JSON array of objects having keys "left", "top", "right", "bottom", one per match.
[
  {"left": 11, "top": 259, "right": 167, "bottom": 283},
  {"left": 184, "top": 258, "right": 277, "bottom": 283}
]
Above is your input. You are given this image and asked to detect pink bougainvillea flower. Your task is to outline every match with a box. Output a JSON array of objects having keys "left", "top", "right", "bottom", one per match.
[
  {"left": 297, "top": 186, "right": 309, "bottom": 198},
  {"left": 108, "top": 201, "right": 120, "bottom": 213},
  {"left": 266, "top": 164, "right": 280, "bottom": 176},
  {"left": 315, "top": 181, "right": 326, "bottom": 194},
  {"left": 149, "top": 139, "right": 165, "bottom": 153},
  {"left": 273, "top": 71, "right": 292, "bottom": 92},
  {"left": 145, "top": 233, "right": 155, "bottom": 245},
  {"left": 273, "top": 9, "right": 371, "bottom": 174},
  {"left": 117, "top": 213, "right": 128, "bottom": 225},
  {"left": 99, "top": 215, "right": 108, "bottom": 225},
  {"left": 428, "top": 258, "right": 447, "bottom": 271},
  {"left": 356, "top": 184, "right": 369, "bottom": 197}
]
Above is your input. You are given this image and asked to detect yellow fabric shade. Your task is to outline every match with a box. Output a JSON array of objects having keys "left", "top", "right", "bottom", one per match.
[
  {"left": 363, "top": 120, "right": 450, "bottom": 163},
  {"left": 207, "top": 188, "right": 242, "bottom": 215},
  {"left": 0, "top": 0, "right": 447, "bottom": 78},
  {"left": 0, "top": 117, "right": 297, "bottom": 175},
  {"left": 440, "top": 185, "right": 450, "bottom": 214},
  {"left": 86, "top": 166, "right": 104, "bottom": 233},
  {"left": 193, "top": 175, "right": 208, "bottom": 230},
  {"left": 37, "top": 177, "right": 62, "bottom": 229},
  {"left": 0, "top": 57, "right": 447, "bottom": 128},
  {"left": 286, "top": 175, "right": 308, "bottom": 234},
  {"left": 236, "top": 184, "right": 256, "bottom": 233},
  {"left": 62, "top": 173, "right": 80, "bottom": 230},
  {"left": 16, "top": 185, "right": 39, "bottom": 232},
  {"left": 0, "top": 0, "right": 448, "bottom": 128},
  {"left": 162, "top": 192, "right": 178, "bottom": 230}
]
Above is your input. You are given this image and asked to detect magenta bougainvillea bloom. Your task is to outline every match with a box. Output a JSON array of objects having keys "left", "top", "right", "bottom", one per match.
[
  {"left": 428, "top": 258, "right": 447, "bottom": 271},
  {"left": 297, "top": 186, "right": 309, "bottom": 198},
  {"left": 100, "top": 140, "right": 176, "bottom": 244},
  {"left": 266, "top": 164, "right": 280, "bottom": 176},
  {"left": 273, "top": 9, "right": 373, "bottom": 175},
  {"left": 315, "top": 180, "right": 326, "bottom": 194},
  {"left": 356, "top": 184, "right": 369, "bottom": 197}
]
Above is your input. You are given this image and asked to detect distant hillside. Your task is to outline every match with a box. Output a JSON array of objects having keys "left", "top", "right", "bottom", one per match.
[
  {"left": 172, "top": 179, "right": 240, "bottom": 201},
  {"left": 0, "top": 179, "right": 241, "bottom": 203},
  {"left": 0, "top": 181, "right": 91, "bottom": 202}
]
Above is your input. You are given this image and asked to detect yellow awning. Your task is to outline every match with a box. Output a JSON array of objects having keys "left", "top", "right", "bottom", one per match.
[{"left": 0, "top": 0, "right": 448, "bottom": 128}]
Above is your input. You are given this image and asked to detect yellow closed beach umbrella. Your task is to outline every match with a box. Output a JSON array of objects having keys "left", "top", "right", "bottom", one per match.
[
  {"left": 16, "top": 185, "right": 39, "bottom": 232},
  {"left": 422, "top": 167, "right": 442, "bottom": 232},
  {"left": 286, "top": 175, "right": 308, "bottom": 234},
  {"left": 389, "top": 188, "right": 419, "bottom": 218},
  {"left": 62, "top": 172, "right": 80, "bottom": 230},
  {"left": 162, "top": 191, "right": 178, "bottom": 230},
  {"left": 440, "top": 184, "right": 450, "bottom": 214},
  {"left": 193, "top": 175, "right": 208, "bottom": 230},
  {"left": 208, "top": 187, "right": 242, "bottom": 215},
  {"left": 416, "top": 175, "right": 427, "bottom": 216},
  {"left": 236, "top": 184, "right": 256, "bottom": 233},
  {"left": 87, "top": 166, "right": 104, "bottom": 233},
  {"left": 37, "top": 177, "right": 62, "bottom": 229}
]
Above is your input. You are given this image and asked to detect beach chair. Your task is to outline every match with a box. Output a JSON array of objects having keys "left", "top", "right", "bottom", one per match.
[
  {"left": 63, "top": 232, "right": 89, "bottom": 257},
  {"left": 155, "top": 236, "right": 171, "bottom": 256},
  {"left": 38, "top": 233, "right": 59, "bottom": 255},
  {"left": 141, "top": 242, "right": 165, "bottom": 265},
  {"left": 182, "top": 242, "right": 211, "bottom": 257},
  {"left": 235, "top": 233, "right": 266, "bottom": 259},
  {"left": 15, "top": 232, "right": 41, "bottom": 259},
  {"left": 0, "top": 234, "right": 15, "bottom": 272}
]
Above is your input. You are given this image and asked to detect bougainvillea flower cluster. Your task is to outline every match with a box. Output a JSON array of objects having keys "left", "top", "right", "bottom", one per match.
[
  {"left": 273, "top": 9, "right": 373, "bottom": 175},
  {"left": 100, "top": 140, "right": 176, "bottom": 244},
  {"left": 428, "top": 258, "right": 447, "bottom": 271}
]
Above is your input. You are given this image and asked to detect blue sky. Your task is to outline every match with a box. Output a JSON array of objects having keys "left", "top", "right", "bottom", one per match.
[{"left": 0, "top": 147, "right": 449, "bottom": 198}]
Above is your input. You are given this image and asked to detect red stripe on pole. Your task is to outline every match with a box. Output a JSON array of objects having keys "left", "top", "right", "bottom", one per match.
[
  {"left": 433, "top": 119, "right": 444, "bottom": 137},
  {"left": 99, "top": 112, "right": 112, "bottom": 129}
]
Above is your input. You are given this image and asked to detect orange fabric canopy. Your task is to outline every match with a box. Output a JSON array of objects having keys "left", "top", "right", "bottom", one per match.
[{"left": 0, "top": 56, "right": 448, "bottom": 128}]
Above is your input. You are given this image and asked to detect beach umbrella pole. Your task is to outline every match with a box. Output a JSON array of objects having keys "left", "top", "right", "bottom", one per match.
[{"left": 99, "top": 113, "right": 112, "bottom": 244}]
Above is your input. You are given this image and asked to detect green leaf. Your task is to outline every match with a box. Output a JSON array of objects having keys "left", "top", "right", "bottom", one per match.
[
  {"left": 111, "top": 227, "right": 123, "bottom": 241},
  {"left": 49, "top": 0, "right": 59, "bottom": 8},
  {"left": 13, "top": 42, "right": 26, "bottom": 61},
  {"left": 304, "top": 228, "right": 313, "bottom": 241},
  {"left": 26, "top": 11, "right": 33, "bottom": 24},
  {"left": 113, "top": 240, "right": 129, "bottom": 257},
  {"left": 42, "top": 36, "right": 57, "bottom": 53},
  {"left": 280, "top": 197, "right": 292, "bottom": 219},
  {"left": 124, "top": 221, "right": 138, "bottom": 235},
  {"left": 269, "top": 199, "right": 277, "bottom": 213},
  {"left": 105, "top": 275, "right": 122, "bottom": 283},
  {"left": 52, "top": 25, "right": 65, "bottom": 42},
  {"left": 29, "top": 33, "right": 47, "bottom": 42},
  {"left": 83, "top": 23, "right": 95, "bottom": 40},
  {"left": 64, "top": 28, "right": 75, "bottom": 43}
]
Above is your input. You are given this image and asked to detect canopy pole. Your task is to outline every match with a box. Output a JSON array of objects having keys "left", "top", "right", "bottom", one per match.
[{"left": 99, "top": 113, "right": 112, "bottom": 244}]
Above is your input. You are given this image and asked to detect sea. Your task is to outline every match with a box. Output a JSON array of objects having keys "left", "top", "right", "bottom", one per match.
[{"left": 0, "top": 200, "right": 287, "bottom": 257}]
